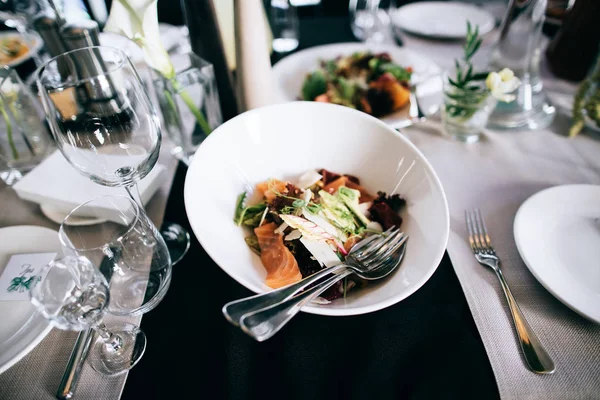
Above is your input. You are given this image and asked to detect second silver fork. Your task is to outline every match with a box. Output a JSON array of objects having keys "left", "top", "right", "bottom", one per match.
[{"left": 465, "top": 208, "right": 555, "bottom": 374}]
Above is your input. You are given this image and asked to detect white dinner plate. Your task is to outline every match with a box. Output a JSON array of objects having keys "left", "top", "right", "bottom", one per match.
[
  {"left": 0, "top": 226, "right": 60, "bottom": 375},
  {"left": 514, "top": 184, "right": 600, "bottom": 324},
  {"left": 271, "top": 42, "right": 443, "bottom": 130},
  {"left": 390, "top": 1, "right": 496, "bottom": 40}
]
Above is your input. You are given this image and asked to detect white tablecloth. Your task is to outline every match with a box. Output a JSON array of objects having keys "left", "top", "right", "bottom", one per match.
[{"left": 398, "top": 31, "right": 600, "bottom": 400}]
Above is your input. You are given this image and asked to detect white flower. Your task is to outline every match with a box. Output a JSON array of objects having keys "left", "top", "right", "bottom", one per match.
[
  {"left": 103, "top": 0, "right": 175, "bottom": 79},
  {"left": 486, "top": 68, "right": 520, "bottom": 102}
]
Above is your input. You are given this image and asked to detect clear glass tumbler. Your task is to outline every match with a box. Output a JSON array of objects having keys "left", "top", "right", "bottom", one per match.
[
  {"left": 270, "top": 0, "right": 300, "bottom": 53},
  {"left": 0, "top": 66, "right": 53, "bottom": 185},
  {"left": 441, "top": 74, "right": 497, "bottom": 143},
  {"left": 153, "top": 51, "right": 223, "bottom": 166}
]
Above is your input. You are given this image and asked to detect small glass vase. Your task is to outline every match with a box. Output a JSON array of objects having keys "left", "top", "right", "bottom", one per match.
[
  {"left": 153, "top": 52, "right": 223, "bottom": 166},
  {"left": 0, "top": 66, "right": 53, "bottom": 185},
  {"left": 441, "top": 76, "right": 497, "bottom": 143}
]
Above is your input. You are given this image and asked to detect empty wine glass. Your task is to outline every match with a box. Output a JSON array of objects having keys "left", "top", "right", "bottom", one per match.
[
  {"left": 349, "top": 0, "right": 395, "bottom": 45},
  {"left": 58, "top": 195, "right": 172, "bottom": 316},
  {"left": 30, "top": 255, "right": 146, "bottom": 376},
  {"left": 35, "top": 46, "right": 190, "bottom": 264}
]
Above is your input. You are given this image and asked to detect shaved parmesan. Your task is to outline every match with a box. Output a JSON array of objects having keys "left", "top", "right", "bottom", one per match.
[{"left": 295, "top": 170, "right": 322, "bottom": 189}]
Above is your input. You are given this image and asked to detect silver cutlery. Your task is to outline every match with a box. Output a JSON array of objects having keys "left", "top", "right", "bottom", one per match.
[
  {"left": 226, "top": 229, "right": 408, "bottom": 342},
  {"left": 465, "top": 208, "right": 555, "bottom": 374},
  {"left": 223, "top": 227, "right": 400, "bottom": 326}
]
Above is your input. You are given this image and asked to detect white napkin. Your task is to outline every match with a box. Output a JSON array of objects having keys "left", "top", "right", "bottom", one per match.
[{"left": 13, "top": 150, "right": 166, "bottom": 218}]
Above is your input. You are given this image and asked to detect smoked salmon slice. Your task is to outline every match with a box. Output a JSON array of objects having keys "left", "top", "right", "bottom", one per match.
[
  {"left": 256, "top": 179, "right": 288, "bottom": 202},
  {"left": 254, "top": 222, "right": 302, "bottom": 289}
]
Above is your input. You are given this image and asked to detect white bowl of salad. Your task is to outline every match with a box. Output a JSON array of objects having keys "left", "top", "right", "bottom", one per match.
[{"left": 184, "top": 101, "right": 449, "bottom": 316}]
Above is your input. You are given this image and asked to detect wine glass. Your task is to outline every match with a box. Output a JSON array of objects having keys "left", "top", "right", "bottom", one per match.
[
  {"left": 58, "top": 195, "right": 172, "bottom": 316},
  {"left": 35, "top": 46, "right": 190, "bottom": 264},
  {"left": 349, "top": 0, "right": 395, "bottom": 45},
  {"left": 30, "top": 255, "right": 146, "bottom": 376}
]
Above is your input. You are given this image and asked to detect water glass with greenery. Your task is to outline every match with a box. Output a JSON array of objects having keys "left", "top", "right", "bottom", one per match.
[
  {"left": 441, "top": 22, "right": 520, "bottom": 143},
  {"left": 0, "top": 66, "right": 53, "bottom": 185},
  {"left": 442, "top": 76, "right": 497, "bottom": 143},
  {"left": 153, "top": 51, "right": 222, "bottom": 166}
]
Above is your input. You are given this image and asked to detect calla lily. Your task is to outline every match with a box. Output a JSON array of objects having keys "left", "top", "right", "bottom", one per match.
[
  {"left": 486, "top": 68, "right": 520, "bottom": 102},
  {"left": 104, "top": 0, "right": 175, "bottom": 79},
  {"left": 103, "top": 0, "right": 213, "bottom": 134}
]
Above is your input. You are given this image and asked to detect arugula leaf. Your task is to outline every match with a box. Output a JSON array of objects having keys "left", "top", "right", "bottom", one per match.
[
  {"left": 234, "top": 192, "right": 247, "bottom": 225},
  {"left": 245, "top": 236, "right": 261, "bottom": 255},
  {"left": 336, "top": 77, "right": 356, "bottom": 103},
  {"left": 241, "top": 203, "right": 268, "bottom": 228},
  {"left": 301, "top": 70, "right": 327, "bottom": 100},
  {"left": 323, "top": 60, "right": 338, "bottom": 77},
  {"left": 378, "top": 63, "right": 412, "bottom": 82}
]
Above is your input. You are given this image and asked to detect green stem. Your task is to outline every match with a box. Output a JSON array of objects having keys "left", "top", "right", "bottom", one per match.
[
  {"left": 0, "top": 97, "right": 18, "bottom": 160},
  {"left": 178, "top": 87, "right": 212, "bottom": 135}
]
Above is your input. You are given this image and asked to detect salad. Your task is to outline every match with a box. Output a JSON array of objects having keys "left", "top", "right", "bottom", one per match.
[
  {"left": 300, "top": 51, "right": 413, "bottom": 117},
  {"left": 234, "top": 169, "right": 406, "bottom": 301}
]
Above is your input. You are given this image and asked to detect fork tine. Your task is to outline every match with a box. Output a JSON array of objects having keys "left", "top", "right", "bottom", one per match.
[
  {"left": 365, "top": 233, "right": 408, "bottom": 266},
  {"left": 465, "top": 210, "right": 476, "bottom": 252},
  {"left": 475, "top": 208, "right": 493, "bottom": 249},
  {"left": 466, "top": 210, "right": 482, "bottom": 251},
  {"left": 355, "top": 229, "right": 402, "bottom": 263},
  {"left": 472, "top": 208, "right": 488, "bottom": 251}
]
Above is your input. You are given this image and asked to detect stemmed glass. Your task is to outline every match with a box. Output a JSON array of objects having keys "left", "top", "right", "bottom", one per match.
[
  {"left": 349, "top": 0, "right": 395, "bottom": 45},
  {"left": 35, "top": 46, "right": 190, "bottom": 264},
  {"left": 58, "top": 195, "right": 172, "bottom": 316},
  {"left": 30, "top": 255, "right": 146, "bottom": 376}
]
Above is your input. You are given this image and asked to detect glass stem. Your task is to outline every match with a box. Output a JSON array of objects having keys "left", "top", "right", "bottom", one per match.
[
  {"left": 125, "top": 184, "right": 144, "bottom": 211},
  {"left": 94, "top": 322, "right": 123, "bottom": 352}
]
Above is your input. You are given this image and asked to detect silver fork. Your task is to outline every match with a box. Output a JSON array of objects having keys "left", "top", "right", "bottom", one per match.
[{"left": 465, "top": 209, "right": 555, "bottom": 374}]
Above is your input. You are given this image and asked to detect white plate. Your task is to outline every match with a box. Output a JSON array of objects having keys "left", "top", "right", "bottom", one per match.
[
  {"left": 271, "top": 42, "right": 443, "bottom": 130},
  {"left": 391, "top": 1, "right": 496, "bottom": 40},
  {"left": 514, "top": 184, "right": 600, "bottom": 324},
  {"left": 0, "top": 30, "right": 43, "bottom": 68},
  {"left": 40, "top": 204, "right": 107, "bottom": 226},
  {"left": 0, "top": 225, "right": 60, "bottom": 375},
  {"left": 184, "top": 101, "right": 449, "bottom": 316}
]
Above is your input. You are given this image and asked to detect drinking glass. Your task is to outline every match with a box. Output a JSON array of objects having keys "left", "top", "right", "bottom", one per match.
[
  {"left": 349, "top": 0, "right": 395, "bottom": 45},
  {"left": 58, "top": 195, "right": 172, "bottom": 316},
  {"left": 35, "top": 46, "right": 190, "bottom": 264},
  {"left": 270, "top": 0, "right": 299, "bottom": 53},
  {"left": 0, "top": 65, "right": 53, "bottom": 185},
  {"left": 30, "top": 255, "right": 146, "bottom": 376}
]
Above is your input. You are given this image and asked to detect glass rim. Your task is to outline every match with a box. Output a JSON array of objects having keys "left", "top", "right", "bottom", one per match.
[
  {"left": 58, "top": 194, "right": 142, "bottom": 253},
  {"left": 36, "top": 45, "right": 132, "bottom": 89}
]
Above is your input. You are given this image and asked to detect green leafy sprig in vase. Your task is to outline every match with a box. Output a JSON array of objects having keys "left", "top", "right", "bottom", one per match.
[
  {"left": 103, "top": 0, "right": 212, "bottom": 135},
  {"left": 442, "top": 22, "right": 521, "bottom": 142}
]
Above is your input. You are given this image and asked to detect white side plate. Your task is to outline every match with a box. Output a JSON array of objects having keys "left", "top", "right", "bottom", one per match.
[
  {"left": 514, "top": 184, "right": 600, "bottom": 324},
  {"left": 0, "top": 225, "right": 60, "bottom": 375},
  {"left": 391, "top": 1, "right": 495, "bottom": 40}
]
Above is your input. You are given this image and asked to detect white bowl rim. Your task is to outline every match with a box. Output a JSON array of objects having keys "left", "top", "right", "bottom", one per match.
[{"left": 184, "top": 101, "right": 450, "bottom": 316}]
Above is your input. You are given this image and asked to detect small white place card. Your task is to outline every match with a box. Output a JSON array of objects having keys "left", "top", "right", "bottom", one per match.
[{"left": 0, "top": 253, "right": 57, "bottom": 301}]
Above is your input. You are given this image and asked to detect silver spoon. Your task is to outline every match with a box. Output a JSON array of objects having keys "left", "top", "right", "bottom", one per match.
[{"left": 238, "top": 230, "right": 408, "bottom": 342}]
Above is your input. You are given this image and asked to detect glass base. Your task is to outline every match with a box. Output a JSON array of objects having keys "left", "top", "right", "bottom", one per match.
[
  {"left": 486, "top": 83, "right": 557, "bottom": 130},
  {"left": 444, "top": 125, "right": 481, "bottom": 143},
  {"left": 161, "top": 222, "right": 191, "bottom": 265},
  {"left": 89, "top": 323, "right": 146, "bottom": 376},
  {"left": 0, "top": 169, "right": 24, "bottom": 186}
]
